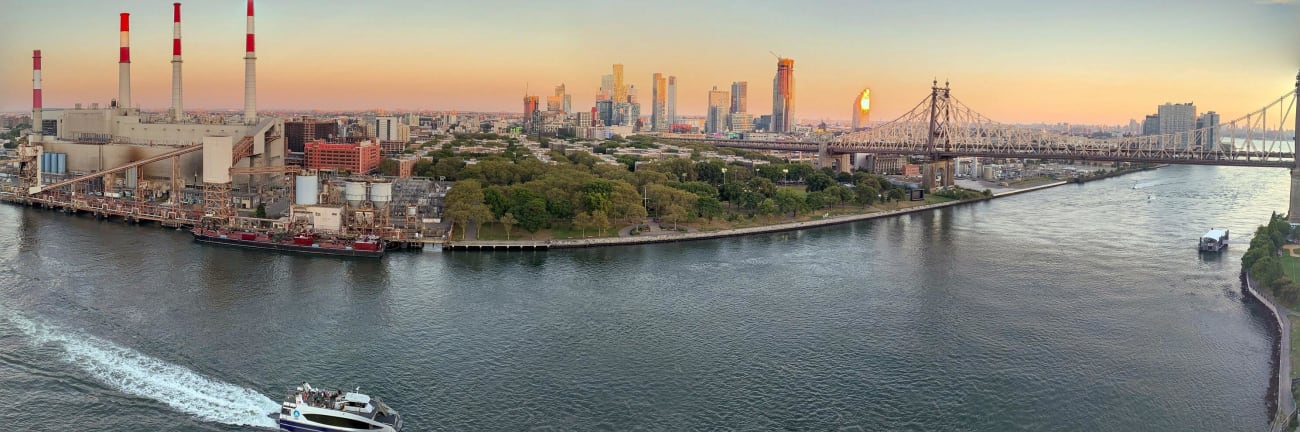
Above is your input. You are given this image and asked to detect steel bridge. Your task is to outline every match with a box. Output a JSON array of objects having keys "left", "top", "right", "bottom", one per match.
[{"left": 683, "top": 78, "right": 1298, "bottom": 169}]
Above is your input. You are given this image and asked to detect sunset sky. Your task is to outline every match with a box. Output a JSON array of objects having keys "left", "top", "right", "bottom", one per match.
[{"left": 1, "top": 0, "right": 1297, "bottom": 125}]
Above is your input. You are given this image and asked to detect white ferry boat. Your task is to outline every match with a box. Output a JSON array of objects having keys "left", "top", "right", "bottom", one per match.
[
  {"left": 278, "top": 382, "right": 402, "bottom": 432},
  {"left": 1199, "top": 228, "right": 1229, "bottom": 252}
]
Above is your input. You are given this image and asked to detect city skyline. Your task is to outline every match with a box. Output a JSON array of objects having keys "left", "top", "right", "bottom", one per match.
[{"left": 1, "top": 0, "right": 1297, "bottom": 124}]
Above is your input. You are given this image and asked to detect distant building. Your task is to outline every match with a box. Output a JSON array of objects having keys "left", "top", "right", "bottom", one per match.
[
  {"left": 1141, "top": 114, "right": 1160, "bottom": 136},
  {"left": 771, "top": 58, "right": 795, "bottom": 133},
  {"left": 1158, "top": 102, "right": 1195, "bottom": 148},
  {"left": 285, "top": 117, "right": 339, "bottom": 153},
  {"left": 667, "top": 76, "right": 678, "bottom": 126},
  {"left": 596, "top": 100, "right": 614, "bottom": 126},
  {"left": 852, "top": 88, "right": 871, "bottom": 130},
  {"left": 599, "top": 74, "right": 614, "bottom": 101},
  {"left": 1197, "top": 111, "right": 1221, "bottom": 150},
  {"left": 376, "top": 116, "right": 397, "bottom": 141},
  {"left": 730, "top": 81, "right": 748, "bottom": 114},
  {"left": 612, "top": 64, "right": 627, "bottom": 103},
  {"left": 706, "top": 86, "right": 730, "bottom": 133},
  {"left": 756, "top": 115, "right": 772, "bottom": 132},
  {"left": 728, "top": 112, "right": 753, "bottom": 133},
  {"left": 397, "top": 157, "right": 417, "bottom": 178},
  {"left": 652, "top": 73, "right": 668, "bottom": 132},
  {"left": 304, "top": 138, "right": 382, "bottom": 174}
]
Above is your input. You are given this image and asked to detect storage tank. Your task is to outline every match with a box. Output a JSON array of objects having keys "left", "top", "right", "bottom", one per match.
[
  {"left": 125, "top": 167, "right": 138, "bottom": 189},
  {"left": 369, "top": 181, "right": 392, "bottom": 208},
  {"left": 982, "top": 166, "right": 996, "bottom": 182},
  {"left": 344, "top": 181, "right": 367, "bottom": 207},
  {"left": 56, "top": 153, "right": 66, "bottom": 174},
  {"left": 41, "top": 153, "right": 51, "bottom": 173},
  {"left": 295, "top": 174, "right": 319, "bottom": 205}
]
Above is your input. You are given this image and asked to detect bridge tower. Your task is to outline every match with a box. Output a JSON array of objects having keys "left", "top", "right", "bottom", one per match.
[
  {"left": 1291, "top": 70, "right": 1300, "bottom": 224},
  {"left": 922, "top": 80, "right": 956, "bottom": 191}
]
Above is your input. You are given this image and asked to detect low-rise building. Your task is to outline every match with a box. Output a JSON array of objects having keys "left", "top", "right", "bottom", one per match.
[{"left": 304, "top": 138, "right": 382, "bottom": 174}]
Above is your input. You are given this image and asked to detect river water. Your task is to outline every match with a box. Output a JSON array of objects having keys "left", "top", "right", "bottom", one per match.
[{"left": 0, "top": 165, "right": 1288, "bottom": 431}]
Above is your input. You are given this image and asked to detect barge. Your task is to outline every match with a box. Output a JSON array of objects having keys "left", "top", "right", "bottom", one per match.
[{"left": 192, "top": 228, "right": 384, "bottom": 258}]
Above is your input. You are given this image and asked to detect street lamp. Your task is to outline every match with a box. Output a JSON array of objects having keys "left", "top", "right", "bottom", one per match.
[
  {"left": 782, "top": 168, "right": 789, "bottom": 182},
  {"left": 720, "top": 167, "right": 728, "bottom": 184}
]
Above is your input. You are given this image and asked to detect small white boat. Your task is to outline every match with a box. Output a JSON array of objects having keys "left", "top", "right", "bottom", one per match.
[
  {"left": 278, "top": 382, "right": 402, "bottom": 431},
  {"left": 1199, "top": 228, "right": 1229, "bottom": 252}
]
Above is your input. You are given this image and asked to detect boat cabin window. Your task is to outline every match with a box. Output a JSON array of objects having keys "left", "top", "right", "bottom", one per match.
[{"left": 303, "top": 413, "right": 379, "bottom": 429}]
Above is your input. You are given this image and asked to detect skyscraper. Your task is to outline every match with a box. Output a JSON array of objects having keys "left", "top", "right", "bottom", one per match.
[
  {"left": 652, "top": 73, "right": 667, "bottom": 132},
  {"left": 771, "top": 58, "right": 795, "bottom": 133},
  {"left": 599, "top": 74, "right": 614, "bottom": 101},
  {"left": 1158, "top": 102, "right": 1196, "bottom": 148},
  {"left": 730, "top": 81, "right": 748, "bottom": 114},
  {"left": 852, "top": 88, "right": 871, "bottom": 130},
  {"left": 524, "top": 95, "right": 540, "bottom": 130},
  {"left": 553, "top": 84, "right": 570, "bottom": 114},
  {"left": 612, "top": 64, "right": 627, "bottom": 103},
  {"left": 667, "top": 76, "right": 677, "bottom": 127},
  {"left": 707, "top": 86, "right": 730, "bottom": 134}
]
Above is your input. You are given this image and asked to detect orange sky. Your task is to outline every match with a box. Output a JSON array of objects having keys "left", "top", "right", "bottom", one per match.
[{"left": 2, "top": 0, "right": 1297, "bottom": 125}]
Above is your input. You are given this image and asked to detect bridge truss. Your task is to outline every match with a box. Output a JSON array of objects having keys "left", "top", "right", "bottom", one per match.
[
  {"left": 830, "top": 81, "right": 1296, "bottom": 168},
  {"left": 693, "top": 77, "right": 1299, "bottom": 169}
]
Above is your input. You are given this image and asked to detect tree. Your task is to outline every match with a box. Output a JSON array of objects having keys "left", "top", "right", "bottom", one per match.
[
  {"left": 747, "top": 177, "right": 777, "bottom": 197},
  {"left": 855, "top": 182, "right": 880, "bottom": 207},
  {"left": 499, "top": 212, "right": 518, "bottom": 240},
  {"left": 805, "top": 172, "right": 835, "bottom": 192},
  {"left": 444, "top": 179, "right": 493, "bottom": 239},
  {"left": 378, "top": 159, "right": 400, "bottom": 176},
  {"left": 663, "top": 204, "right": 689, "bottom": 230},
  {"left": 515, "top": 198, "right": 549, "bottom": 233},
  {"left": 756, "top": 198, "right": 778, "bottom": 215},
  {"left": 591, "top": 210, "right": 611, "bottom": 236},
  {"left": 255, "top": 202, "right": 267, "bottom": 218},
  {"left": 887, "top": 188, "right": 906, "bottom": 202},
  {"left": 695, "top": 197, "right": 724, "bottom": 221},
  {"left": 774, "top": 188, "right": 807, "bottom": 217},
  {"left": 572, "top": 212, "right": 594, "bottom": 237}
]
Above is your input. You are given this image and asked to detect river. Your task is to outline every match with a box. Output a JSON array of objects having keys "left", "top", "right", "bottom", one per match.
[{"left": 0, "top": 164, "right": 1287, "bottom": 430}]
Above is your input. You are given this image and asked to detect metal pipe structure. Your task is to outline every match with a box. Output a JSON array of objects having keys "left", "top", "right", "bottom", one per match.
[
  {"left": 170, "top": 3, "right": 183, "bottom": 120},
  {"left": 243, "top": 0, "right": 256, "bottom": 124},
  {"left": 32, "top": 50, "right": 42, "bottom": 144},
  {"left": 118, "top": 13, "right": 131, "bottom": 111}
]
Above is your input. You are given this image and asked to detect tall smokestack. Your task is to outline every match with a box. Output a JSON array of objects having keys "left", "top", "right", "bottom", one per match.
[
  {"left": 32, "top": 50, "right": 42, "bottom": 144},
  {"left": 118, "top": 12, "right": 131, "bottom": 111},
  {"left": 171, "top": 3, "right": 183, "bottom": 120},
  {"left": 243, "top": 0, "right": 257, "bottom": 124}
]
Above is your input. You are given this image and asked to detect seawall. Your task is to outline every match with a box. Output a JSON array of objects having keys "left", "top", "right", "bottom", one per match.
[{"left": 1243, "top": 271, "right": 1296, "bottom": 432}]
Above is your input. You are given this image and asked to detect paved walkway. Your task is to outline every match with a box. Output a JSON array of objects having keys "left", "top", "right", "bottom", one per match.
[{"left": 618, "top": 221, "right": 699, "bottom": 238}]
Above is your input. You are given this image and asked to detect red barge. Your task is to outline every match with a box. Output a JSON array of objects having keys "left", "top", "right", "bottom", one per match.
[{"left": 191, "top": 228, "right": 385, "bottom": 258}]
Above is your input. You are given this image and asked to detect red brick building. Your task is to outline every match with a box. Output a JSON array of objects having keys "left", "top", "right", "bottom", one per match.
[
  {"left": 398, "top": 157, "right": 417, "bottom": 178},
  {"left": 304, "top": 138, "right": 382, "bottom": 174}
]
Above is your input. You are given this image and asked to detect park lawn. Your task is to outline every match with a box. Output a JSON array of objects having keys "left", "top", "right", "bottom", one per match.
[
  {"left": 1290, "top": 316, "right": 1300, "bottom": 401},
  {"left": 1281, "top": 251, "right": 1300, "bottom": 284}
]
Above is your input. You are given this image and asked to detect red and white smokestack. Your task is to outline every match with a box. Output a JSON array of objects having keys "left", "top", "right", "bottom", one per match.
[
  {"left": 243, "top": 0, "right": 257, "bottom": 124},
  {"left": 170, "top": 3, "right": 183, "bottom": 120},
  {"left": 32, "top": 50, "right": 42, "bottom": 143},
  {"left": 118, "top": 12, "right": 132, "bottom": 111}
]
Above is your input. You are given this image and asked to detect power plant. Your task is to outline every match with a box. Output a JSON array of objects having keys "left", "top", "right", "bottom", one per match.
[{"left": 2, "top": 1, "right": 436, "bottom": 254}]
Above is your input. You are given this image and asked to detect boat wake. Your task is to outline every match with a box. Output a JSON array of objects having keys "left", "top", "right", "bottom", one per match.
[{"left": 2, "top": 310, "right": 280, "bottom": 428}]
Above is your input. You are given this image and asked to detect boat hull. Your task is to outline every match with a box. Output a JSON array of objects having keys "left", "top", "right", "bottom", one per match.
[{"left": 192, "top": 232, "right": 384, "bottom": 258}]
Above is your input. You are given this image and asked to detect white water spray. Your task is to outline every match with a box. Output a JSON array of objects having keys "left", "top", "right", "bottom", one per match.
[{"left": 4, "top": 311, "right": 280, "bottom": 428}]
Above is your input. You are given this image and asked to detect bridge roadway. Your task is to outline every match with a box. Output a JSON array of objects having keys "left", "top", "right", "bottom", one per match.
[{"left": 666, "top": 137, "right": 1297, "bottom": 169}]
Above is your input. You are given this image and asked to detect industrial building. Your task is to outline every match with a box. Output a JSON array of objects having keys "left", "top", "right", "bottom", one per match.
[
  {"left": 1, "top": 0, "right": 445, "bottom": 252},
  {"left": 30, "top": 1, "right": 284, "bottom": 191}
]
